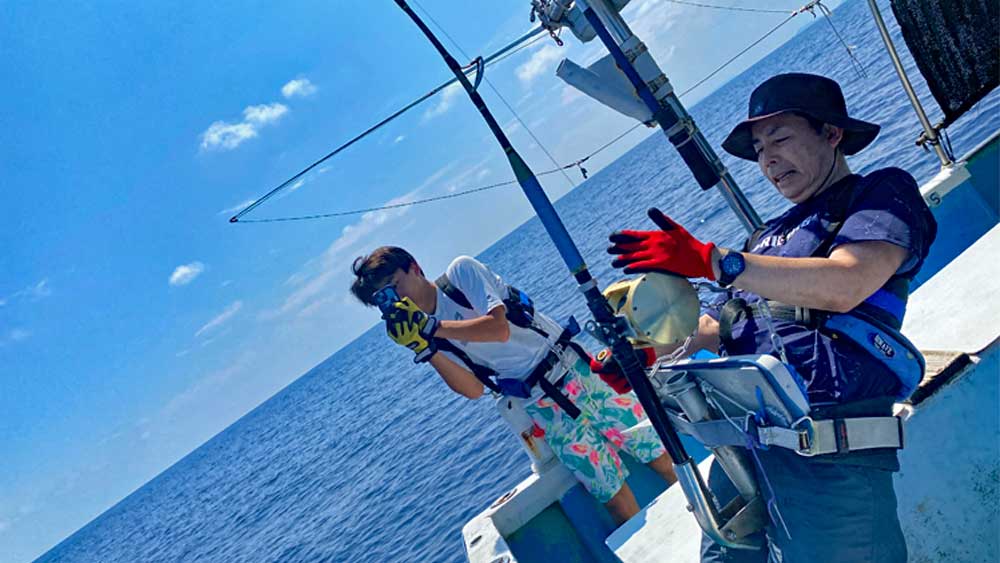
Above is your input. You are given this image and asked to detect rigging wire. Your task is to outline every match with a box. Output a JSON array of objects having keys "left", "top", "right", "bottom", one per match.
[
  {"left": 411, "top": 0, "right": 580, "bottom": 191},
  {"left": 228, "top": 25, "right": 546, "bottom": 222},
  {"left": 232, "top": 0, "right": 840, "bottom": 224},
  {"left": 815, "top": 1, "right": 868, "bottom": 79},
  {"left": 663, "top": 0, "right": 792, "bottom": 14},
  {"left": 678, "top": 0, "right": 822, "bottom": 97}
]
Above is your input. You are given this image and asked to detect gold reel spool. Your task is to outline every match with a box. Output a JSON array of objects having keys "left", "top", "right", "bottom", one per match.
[{"left": 603, "top": 272, "right": 699, "bottom": 347}]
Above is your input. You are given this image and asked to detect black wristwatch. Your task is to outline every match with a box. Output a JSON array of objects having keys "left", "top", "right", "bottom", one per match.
[{"left": 717, "top": 251, "right": 746, "bottom": 288}]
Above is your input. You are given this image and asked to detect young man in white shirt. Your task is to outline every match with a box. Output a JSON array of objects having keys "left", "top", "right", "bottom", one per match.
[{"left": 350, "top": 246, "right": 676, "bottom": 524}]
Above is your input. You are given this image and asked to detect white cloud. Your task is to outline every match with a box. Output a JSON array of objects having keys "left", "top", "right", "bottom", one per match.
[
  {"left": 242, "top": 103, "right": 288, "bottom": 125},
  {"left": 394, "top": 135, "right": 406, "bottom": 144},
  {"left": 218, "top": 199, "right": 256, "bottom": 216},
  {"left": 281, "top": 78, "right": 318, "bottom": 99},
  {"left": 28, "top": 279, "right": 51, "bottom": 299},
  {"left": 195, "top": 301, "right": 243, "bottom": 338},
  {"left": 200, "top": 121, "right": 257, "bottom": 151},
  {"left": 296, "top": 296, "right": 337, "bottom": 319},
  {"left": 516, "top": 44, "right": 564, "bottom": 84},
  {"left": 288, "top": 179, "right": 305, "bottom": 192},
  {"left": 422, "top": 82, "right": 463, "bottom": 121},
  {"left": 561, "top": 85, "right": 585, "bottom": 106},
  {"left": 621, "top": 0, "right": 684, "bottom": 65},
  {"left": 500, "top": 117, "right": 523, "bottom": 137},
  {"left": 1, "top": 328, "right": 32, "bottom": 346},
  {"left": 200, "top": 103, "right": 288, "bottom": 151},
  {"left": 160, "top": 352, "right": 254, "bottom": 419},
  {"left": 169, "top": 262, "right": 205, "bottom": 286},
  {"left": 9, "top": 328, "right": 30, "bottom": 342},
  {"left": 261, "top": 164, "right": 459, "bottom": 320},
  {"left": 1, "top": 278, "right": 52, "bottom": 306}
]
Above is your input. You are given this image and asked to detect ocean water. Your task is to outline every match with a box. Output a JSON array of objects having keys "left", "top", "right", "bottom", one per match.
[{"left": 37, "top": 1, "right": 999, "bottom": 562}]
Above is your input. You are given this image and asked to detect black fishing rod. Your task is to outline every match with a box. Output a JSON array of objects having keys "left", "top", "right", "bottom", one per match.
[{"left": 393, "top": 0, "right": 692, "bottom": 468}]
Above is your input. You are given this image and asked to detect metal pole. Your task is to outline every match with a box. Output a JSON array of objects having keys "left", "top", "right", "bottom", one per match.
[
  {"left": 867, "top": 0, "right": 952, "bottom": 167},
  {"left": 579, "top": 0, "right": 763, "bottom": 233}
]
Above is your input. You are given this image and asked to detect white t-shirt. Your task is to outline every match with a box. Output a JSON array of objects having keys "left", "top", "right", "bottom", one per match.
[{"left": 432, "top": 256, "right": 571, "bottom": 398}]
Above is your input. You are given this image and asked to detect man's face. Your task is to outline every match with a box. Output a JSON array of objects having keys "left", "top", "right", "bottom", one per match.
[
  {"left": 751, "top": 113, "right": 842, "bottom": 204},
  {"left": 378, "top": 264, "right": 422, "bottom": 302}
]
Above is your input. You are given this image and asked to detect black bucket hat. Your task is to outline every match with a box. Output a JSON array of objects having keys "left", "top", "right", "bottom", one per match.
[{"left": 722, "top": 73, "right": 881, "bottom": 161}]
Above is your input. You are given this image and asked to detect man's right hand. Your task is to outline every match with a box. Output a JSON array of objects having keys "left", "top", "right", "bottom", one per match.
[
  {"left": 384, "top": 297, "right": 439, "bottom": 363},
  {"left": 589, "top": 346, "right": 658, "bottom": 394},
  {"left": 608, "top": 208, "right": 717, "bottom": 279}
]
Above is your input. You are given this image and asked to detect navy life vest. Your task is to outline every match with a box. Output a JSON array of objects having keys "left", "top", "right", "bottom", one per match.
[{"left": 724, "top": 175, "right": 925, "bottom": 399}]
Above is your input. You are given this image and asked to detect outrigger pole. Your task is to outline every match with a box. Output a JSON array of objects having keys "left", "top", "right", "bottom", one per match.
[
  {"left": 392, "top": 0, "right": 738, "bottom": 545},
  {"left": 558, "top": 0, "right": 764, "bottom": 234}
]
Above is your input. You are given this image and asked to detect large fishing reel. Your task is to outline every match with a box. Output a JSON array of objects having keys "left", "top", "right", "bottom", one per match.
[
  {"left": 600, "top": 272, "right": 699, "bottom": 347},
  {"left": 599, "top": 273, "right": 770, "bottom": 547}
]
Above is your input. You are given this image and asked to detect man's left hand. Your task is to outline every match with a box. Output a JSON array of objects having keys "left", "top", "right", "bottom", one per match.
[
  {"left": 608, "top": 208, "right": 717, "bottom": 280},
  {"left": 384, "top": 297, "right": 439, "bottom": 362},
  {"left": 589, "top": 346, "right": 658, "bottom": 394}
]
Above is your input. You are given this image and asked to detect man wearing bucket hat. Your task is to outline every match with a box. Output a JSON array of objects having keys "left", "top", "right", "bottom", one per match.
[{"left": 607, "top": 73, "right": 937, "bottom": 562}]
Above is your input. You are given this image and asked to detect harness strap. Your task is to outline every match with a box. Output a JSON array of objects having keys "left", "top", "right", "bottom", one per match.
[
  {"left": 759, "top": 416, "right": 904, "bottom": 456},
  {"left": 437, "top": 325, "right": 586, "bottom": 419},
  {"left": 434, "top": 338, "right": 501, "bottom": 393},
  {"left": 435, "top": 273, "right": 549, "bottom": 338},
  {"left": 435, "top": 274, "right": 473, "bottom": 309},
  {"left": 522, "top": 335, "right": 588, "bottom": 419},
  {"left": 666, "top": 409, "right": 904, "bottom": 456},
  {"left": 718, "top": 298, "right": 753, "bottom": 349}
]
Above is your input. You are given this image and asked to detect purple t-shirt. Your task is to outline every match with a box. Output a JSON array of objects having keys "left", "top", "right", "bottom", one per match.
[{"left": 719, "top": 168, "right": 936, "bottom": 405}]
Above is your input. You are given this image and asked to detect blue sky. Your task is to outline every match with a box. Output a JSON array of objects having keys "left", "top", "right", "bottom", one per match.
[{"left": 0, "top": 1, "right": 839, "bottom": 560}]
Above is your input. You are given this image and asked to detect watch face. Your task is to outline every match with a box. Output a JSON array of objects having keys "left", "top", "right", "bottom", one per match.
[{"left": 722, "top": 253, "right": 742, "bottom": 275}]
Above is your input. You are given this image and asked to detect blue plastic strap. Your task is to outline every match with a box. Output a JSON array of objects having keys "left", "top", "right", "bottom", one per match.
[
  {"left": 497, "top": 378, "right": 533, "bottom": 399},
  {"left": 562, "top": 315, "right": 581, "bottom": 338},
  {"left": 822, "top": 314, "right": 923, "bottom": 398},
  {"left": 862, "top": 288, "right": 906, "bottom": 323}
]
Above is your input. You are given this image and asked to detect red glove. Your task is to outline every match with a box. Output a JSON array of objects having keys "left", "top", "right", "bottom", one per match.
[
  {"left": 589, "top": 347, "right": 658, "bottom": 394},
  {"left": 608, "top": 208, "right": 717, "bottom": 280}
]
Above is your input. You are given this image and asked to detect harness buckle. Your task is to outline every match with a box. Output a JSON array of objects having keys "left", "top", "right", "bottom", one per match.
[{"left": 791, "top": 416, "right": 821, "bottom": 457}]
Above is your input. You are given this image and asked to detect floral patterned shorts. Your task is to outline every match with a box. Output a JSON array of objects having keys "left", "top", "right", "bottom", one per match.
[{"left": 524, "top": 358, "right": 667, "bottom": 503}]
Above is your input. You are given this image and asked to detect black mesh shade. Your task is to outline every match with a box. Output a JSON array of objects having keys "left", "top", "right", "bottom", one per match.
[{"left": 890, "top": 0, "right": 999, "bottom": 128}]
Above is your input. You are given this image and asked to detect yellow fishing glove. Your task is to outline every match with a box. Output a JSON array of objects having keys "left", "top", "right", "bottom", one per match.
[{"left": 384, "top": 297, "right": 439, "bottom": 363}]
